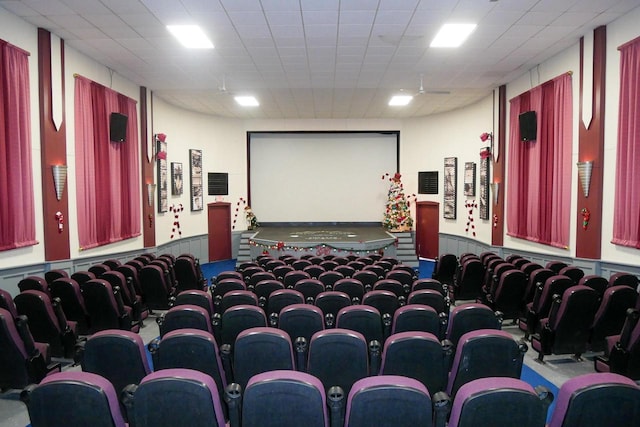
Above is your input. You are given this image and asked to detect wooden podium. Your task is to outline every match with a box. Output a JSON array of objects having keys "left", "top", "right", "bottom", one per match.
[
  {"left": 207, "top": 202, "right": 231, "bottom": 261},
  {"left": 415, "top": 201, "right": 439, "bottom": 259}
]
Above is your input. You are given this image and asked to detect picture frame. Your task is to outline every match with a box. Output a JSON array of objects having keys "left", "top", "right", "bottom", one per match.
[
  {"left": 171, "top": 162, "right": 183, "bottom": 196},
  {"left": 443, "top": 157, "right": 457, "bottom": 219},
  {"left": 189, "top": 149, "right": 203, "bottom": 211},
  {"left": 156, "top": 137, "right": 168, "bottom": 213},
  {"left": 464, "top": 162, "right": 476, "bottom": 197},
  {"left": 479, "top": 155, "right": 490, "bottom": 220}
]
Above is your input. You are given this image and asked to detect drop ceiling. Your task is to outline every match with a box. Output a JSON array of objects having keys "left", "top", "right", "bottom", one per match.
[{"left": 1, "top": 0, "right": 638, "bottom": 119}]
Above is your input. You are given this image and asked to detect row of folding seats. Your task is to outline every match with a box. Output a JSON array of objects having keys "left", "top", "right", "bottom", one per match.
[
  {"left": 440, "top": 251, "right": 640, "bottom": 364},
  {"left": 37, "top": 331, "right": 640, "bottom": 427},
  {"left": 152, "top": 300, "right": 507, "bottom": 393},
  {"left": 162, "top": 283, "right": 503, "bottom": 356}
]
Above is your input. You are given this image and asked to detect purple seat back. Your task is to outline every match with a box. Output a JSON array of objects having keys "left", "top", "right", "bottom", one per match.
[
  {"left": 345, "top": 375, "right": 432, "bottom": 427},
  {"left": 136, "top": 368, "right": 226, "bottom": 427},
  {"left": 161, "top": 304, "right": 213, "bottom": 336},
  {"left": 15, "top": 290, "right": 61, "bottom": 333},
  {"left": 83, "top": 329, "right": 151, "bottom": 395},
  {"left": 337, "top": 304, "right": 384, "bottom": 343},
  {"left": 278, "top": 303, "right": 325, "bottom": 342},
  {"left": 548, "top": 372, "right": 640, "bottom": 427},
  {"left": 392, "top": 303, "right": 441, "bottom": 336},
  {"left": 243, "top": 370, "right": 328, "bottom": 427},
  {"left": 233, "top": 327, "right": 295, "bottom": 389},
  {"left": 175, "top": 289, "right": 215, "bottom": 317},
  {"left": 449, "top": 377, "right": 544, "bottom": 427},
  {"left": 32, "top": 371, "right": 126, "bottom": 427},
  {"left": 446, "top": 303, "right": 500, "bottom": 345},
  {"left": 0, "top": 288, "right": 18, "bottom": 318},
  {"left": 17, "top": 276, "right": 50, "bottom": 297},
  {"left": 447, "top": 329, "right": 524, "bottom": 396}
]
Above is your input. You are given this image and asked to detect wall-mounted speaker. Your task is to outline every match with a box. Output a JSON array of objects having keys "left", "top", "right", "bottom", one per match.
[
  {"left": 518, "top": 110, "right": 537, "bottom": 142},
  {"left": 109, "top": 112, "right": 128, "bottom": 142}
]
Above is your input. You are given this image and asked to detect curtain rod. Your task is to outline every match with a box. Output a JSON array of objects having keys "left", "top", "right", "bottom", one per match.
[
  {"left": 618, "top": 34, "right": 640, "bottom": 51},
  {"left": 0, "top": 39, "right": 31, "bottom": 56}
]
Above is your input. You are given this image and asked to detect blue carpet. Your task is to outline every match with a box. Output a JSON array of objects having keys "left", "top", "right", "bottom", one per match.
[
  {"left": 520, "top": 364, "right": 559, "bottom": 422},
  {"left": 201, "top": 259, "right": 237, "bottom": 281},
  {"left": 419, "top": 259, "right": 435, "bottom": 279}
]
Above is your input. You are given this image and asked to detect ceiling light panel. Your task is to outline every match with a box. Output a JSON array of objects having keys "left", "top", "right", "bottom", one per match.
[
  {"left": 166, "top": 25, "right": 214, "bottom": 48},
  {"left": 430, "top": 23, "right": 477, "bottom": 48}
]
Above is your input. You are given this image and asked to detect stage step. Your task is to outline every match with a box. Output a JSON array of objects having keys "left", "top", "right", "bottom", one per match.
[
  {"left": 390, "top": 231, "right": 419, "bottom": 269},
  {"left": 236, "top": 232, "right": 255, "bottom": 266}
]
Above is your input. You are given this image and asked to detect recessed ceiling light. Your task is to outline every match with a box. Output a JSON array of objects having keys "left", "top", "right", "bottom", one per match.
[
  {"left": 235, "top": 96, "right": 259, "bottom": 107},
  {"left": 430, "top": 23, "right": 477, "bottom": 48},
  {"left": 389, "top": 95, "right": 413, "bottom": 106},
  {"left": 166, "top": 25, "right": 214, "bottom": 49}
]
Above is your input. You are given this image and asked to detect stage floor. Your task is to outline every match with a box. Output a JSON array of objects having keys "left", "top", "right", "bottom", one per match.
[{"left": 248, "top": 225, "right": 397, "bottom": 256}]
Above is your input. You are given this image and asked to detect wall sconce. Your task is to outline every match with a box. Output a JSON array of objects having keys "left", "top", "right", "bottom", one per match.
[
  {"left": 147, "top": 183, "right": 156, "bottom": 207},
  {"left": 577, "top": 161, "right": 593, "bottom": 198},
  {"left": 490, "top": 182, "right": 500, "bottom": 205},
  {"left": 52, "top": 165, "right": 68, "bottom": 201}
]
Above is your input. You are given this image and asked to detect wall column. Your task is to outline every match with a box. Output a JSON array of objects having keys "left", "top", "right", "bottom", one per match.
[{"left": 576, "top": 26, "right": 606, "bottom": 259}]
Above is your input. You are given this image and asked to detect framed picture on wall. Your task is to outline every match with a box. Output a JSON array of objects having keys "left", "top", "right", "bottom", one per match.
[
  {"left": 443, "top": 157, "right": 457, "bottom": 219},
  {"left": 156, "top": 137, "right": 168, "bottom": 213},
  {"left": 189, "top": 149, "right": 203, "bottom": 211},
  {"left": 479, "top": 155, "right": 490, "bottom": 220},
  {"left": 464, "top": 162, "right": 476, "bottom": 196},
  {"left": 171, "top": 162, "right": 183, "bottom": 196}
]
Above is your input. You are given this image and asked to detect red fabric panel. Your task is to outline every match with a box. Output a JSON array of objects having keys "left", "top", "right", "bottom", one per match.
[{"left": 0, "top": 41, "right": 37, "bottom": 251}]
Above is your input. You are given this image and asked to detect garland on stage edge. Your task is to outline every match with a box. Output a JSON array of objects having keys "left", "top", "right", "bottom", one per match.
[{"left": 248, "top": 239, "right": 398, "bottom": 256}]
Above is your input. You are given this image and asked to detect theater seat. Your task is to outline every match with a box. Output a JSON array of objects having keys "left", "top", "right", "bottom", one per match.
[
  {"left": 238, "top": 370, "right": 329, "bottom": 427},
  {"left": 448, "top": 377, "right": 553, "bottom": 427},
  {"left": 124, "top": 368, "right": 226, "bottom": 427},
  {"left": 22, "top": 371, "right": 126, "bottom": 427},
  {"left": 345, "top": 376, "right": 441, "bottom": 427},
  {"left": 547, "top": 373, "right": 640, "bottom": 427}
]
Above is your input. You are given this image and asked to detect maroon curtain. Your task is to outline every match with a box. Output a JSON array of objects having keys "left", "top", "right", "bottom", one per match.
[
  {"left": 507, "top": 73, "right": 572, "bottom": 248},
  {"left": 612, "top": 37, "right": 640, "bottom": 247},
  {"left": 74, "top": 75, "right": 141, "bottom": 250},
  {"left": 0, "top": 40, "right": 37, "bottom": 251}
]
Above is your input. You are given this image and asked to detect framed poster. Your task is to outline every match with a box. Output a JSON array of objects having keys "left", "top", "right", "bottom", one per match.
[
  {"left": 479, "top": 155, "right": 490, "bottom": 220},
  {"left": 156, "top": 137, "right": 168, "bottom": 213},
  {"left": 464, "top": 162, "right": 476, "bottom": 196},
  {"left": 189, "top": 149, "right": 203, "bottom": 211},
  {"left": 443, "top": 157, "right": 457, "bottom": 219},
  {"left": 171, "top": 162, "right": 183, "bottom": 195}
]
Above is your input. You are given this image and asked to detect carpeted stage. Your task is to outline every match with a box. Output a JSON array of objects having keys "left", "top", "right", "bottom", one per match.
[{"left": 247, "top": 224, "right": 398, "bottom": 258}]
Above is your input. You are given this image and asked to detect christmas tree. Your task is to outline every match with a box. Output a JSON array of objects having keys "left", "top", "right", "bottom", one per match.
[{"left": 382, "top": 173, "right": 413, "bottom": 231}]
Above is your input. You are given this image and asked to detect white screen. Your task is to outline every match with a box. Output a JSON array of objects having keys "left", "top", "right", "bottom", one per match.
[{"left": 249, "top": 132, "right": 398, "bottom": 223}]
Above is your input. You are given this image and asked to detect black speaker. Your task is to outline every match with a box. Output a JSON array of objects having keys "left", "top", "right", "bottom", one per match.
[
  {"left": 109, "top": 112, "right": 128, "bottom": 142},
  {"left": 519, "top": 110, "right": 537, "bottom": 142}
]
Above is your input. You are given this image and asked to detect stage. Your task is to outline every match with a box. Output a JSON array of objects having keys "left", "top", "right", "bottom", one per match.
[{"left": 247, "top": 224, "right": 398, "bottom": 258}]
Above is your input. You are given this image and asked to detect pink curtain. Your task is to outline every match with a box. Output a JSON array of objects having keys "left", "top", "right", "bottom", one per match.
[
  {"left": 0, "top": 41, "right": 37, "bottom": 251},
  {"left": 507, "top": 73, "right": 572, "bottom": 248},
  {"left": 74, "top": 76, "right": 141, "bottom": 250},
  {"left": 612, "top": 37, "right": 640, "bottom": 247}
]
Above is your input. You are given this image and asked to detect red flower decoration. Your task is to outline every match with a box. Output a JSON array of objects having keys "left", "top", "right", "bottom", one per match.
[{"left": 480, "top": 132, "right": 492, "bottom": 142}]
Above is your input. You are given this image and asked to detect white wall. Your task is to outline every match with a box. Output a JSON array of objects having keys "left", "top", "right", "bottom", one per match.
[
  {"left": 152, "top": 98, "right": 245, "bottom": 244},
  {"left": 403, "top": 96, "right": 495, "bottom": 245},
  {"left": 601, "top": 6, "right": 640, "bottom": 265}
]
